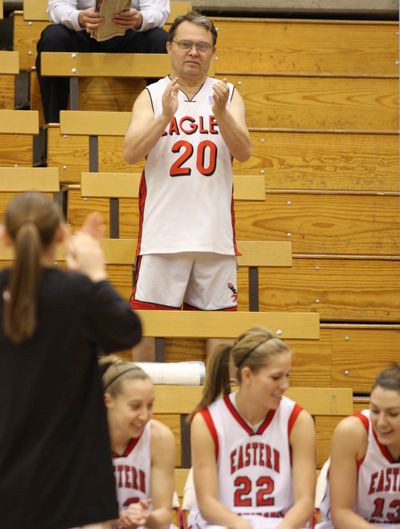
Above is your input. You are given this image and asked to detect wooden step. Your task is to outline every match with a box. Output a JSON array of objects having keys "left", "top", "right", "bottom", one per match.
[
  {"left": 234, "top": 130, "right": 399, "bottom": 192},
  {"left": 251, "top": 255, "right": 400, "bottom": 322},
  {"left": 234, "top": 191, "right": 400, "bottom": 255},
  {"left": 229, "top": 74, "right": 398, "bottom": 130},
  {"left": 213, "top": 18, "right": 398, "bottom": 76}
]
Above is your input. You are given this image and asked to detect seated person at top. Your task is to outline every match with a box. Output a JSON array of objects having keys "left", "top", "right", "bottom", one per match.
[
  {"left": 188, "top": 327, "right": 316, "bottom": 529},
  {"left": 316, "top": 363, "right": 400, "bottom": 529},
  {"left": 36, "top": 0, "right": 170, "bottom": 123}
]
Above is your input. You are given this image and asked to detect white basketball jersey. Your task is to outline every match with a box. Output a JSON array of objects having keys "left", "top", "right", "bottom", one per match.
[
  {"left": 137, "top": 76, "right": 238, "bottom": 256},
  {"left": 318, "top": 411, "right": 400, "bottom": 528},
  {"left": 196, "top": 393, "right": 302, "bottom": 522},
  {"left": 112, "top": 421, "right": 151, "bottom": 512}
]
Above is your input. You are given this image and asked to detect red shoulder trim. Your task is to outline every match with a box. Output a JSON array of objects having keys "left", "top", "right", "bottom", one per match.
[
  {"left": 288, "top": 403, "right": 303, "bottom": 437},
  {"left": 199, "top": 408, "right": 219, "bottom": 462},
  {"left": 354, "top": 412, "right": 369, "bottom": 468},
  {"left": 112, "top": 432, "right": 142, "bottom": 458}
]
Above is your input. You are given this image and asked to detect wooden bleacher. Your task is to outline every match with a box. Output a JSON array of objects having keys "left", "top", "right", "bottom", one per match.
[
  {"left": 13, "top": 0, "right": 192, "bottom": 69},
  {"left": 1, "top": 8, "right": 399, "bottom": 422},
  {"left": 0, "top": 51, "right": 19, "bottom": 110},
  {"left": 0, "top": 109, "right": 39, "bottom": 166}
]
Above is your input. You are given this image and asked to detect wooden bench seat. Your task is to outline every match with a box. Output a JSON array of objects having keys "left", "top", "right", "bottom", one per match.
[
  {"left": 0, "top": 110, "right": 39, "bottom": 166},
  {"left": 48, "top": 127, "right": 400, "bottom": 191},
  {"left": 0, "top": 52, "right": 19, "bottom": 110}
]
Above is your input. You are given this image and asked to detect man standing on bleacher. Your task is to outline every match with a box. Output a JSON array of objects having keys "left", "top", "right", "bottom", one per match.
[
  {"left": 124, "top": 11, "right": 252, "bottom": 312},
  {"left": 36, "top": 0, "right": 170, "bottom": 123}
]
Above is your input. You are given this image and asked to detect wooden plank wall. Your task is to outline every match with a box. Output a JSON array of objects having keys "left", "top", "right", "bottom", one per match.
[{"left": 4, "top": 10, "right": 400, "bottom": 401}]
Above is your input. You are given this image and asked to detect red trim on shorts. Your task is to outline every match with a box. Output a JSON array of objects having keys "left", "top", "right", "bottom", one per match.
[
  {"left": 199, "top": 408, "right": 219, "bottom": 461},
  {"left": 130, "top": 298, "right": 179, "bottom": 310},
  {"left": 354, "top": 412, "right": 369, "bottom": 468},
  {"left": 182, "top": 302, "right": 237, "bottom": 311},
  {"left": 136, "top": 170, "right": 147, "bottom": 256}
]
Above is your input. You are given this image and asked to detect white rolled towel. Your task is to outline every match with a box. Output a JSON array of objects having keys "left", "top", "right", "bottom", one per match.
[{"left": 135, "top": 361, "right": 205, "bottom": 385}]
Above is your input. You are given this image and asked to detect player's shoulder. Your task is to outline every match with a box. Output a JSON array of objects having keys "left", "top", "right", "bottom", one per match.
[{"left": 150, "top": 418, "right": 175, "bottom": 443}]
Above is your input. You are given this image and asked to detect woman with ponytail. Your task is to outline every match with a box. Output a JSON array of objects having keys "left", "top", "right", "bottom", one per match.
[
  {"left": 99, "top": 356, "right": 175, "bottom": 529},
  {"left": 189, "top": 327, "right": 316, "bottom": 529},
  {"left": 0, "top": 192, "right": 142, "bottom": 529}
]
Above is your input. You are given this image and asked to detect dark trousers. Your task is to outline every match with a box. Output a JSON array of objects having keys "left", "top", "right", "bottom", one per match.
[{"left": 36, "top": 23, "right": 168, "bottom": 123}]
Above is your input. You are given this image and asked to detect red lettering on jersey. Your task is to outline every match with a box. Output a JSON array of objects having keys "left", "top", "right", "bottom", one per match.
[
  {"left": 180, "top": 116, "right": 197, "bottom": 135},
  {"left": 231, "top": 449, "right": 237, "bottom": 474},
  {"left": 369, "top": 472, "right": 378, "bottom": 494},
  {"left": 139, "top": 469, "right": 146, "bottom": 493},
  {"left": 385, "top": 468, "right": 392, "bottom": 492},
  {"left": 265, "top": 444, "right": 272, "bottom": 469},
  {"left": 273, "top": 448, "right": 280, "bottom": 473},
  {"left": 209, "top": 115, "right": 219, "bottom": 134},
  {"left": 245, "top": 444, "right": 251, "bottom": 467},
  {"left": 168, "top": 117, "right": 180, "bottom": 135},
  {"left": 199, "top": 116, "right": 207, "bottom": 134},
  {"left": 376, "top": 470, "right": 385, "bottom": 493},
  {"left": 230, "top": 442, "right": 281, "bottom": 474},
  {"left": 163, "top": 115, "right": 220, "bottom": 136},
  {"left": 237, "top": 445, "right": 244, "bottom": 471},
  {"left": 125, "top": 465, "right": 132, "bottom": 488}
]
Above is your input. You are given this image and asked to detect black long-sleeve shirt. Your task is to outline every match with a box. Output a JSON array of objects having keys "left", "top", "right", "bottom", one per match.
[{"left": 0, "top": 267, "right": 142, "bottom": 529}]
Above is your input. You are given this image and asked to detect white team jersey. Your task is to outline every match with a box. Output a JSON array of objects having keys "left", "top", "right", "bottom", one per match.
[
  {"left": 317, "top": 410, "right": 400, "bottom": 529},
  {"left": 112, "top": 421, "right": 151, "bottom": 514},
  {"left": 137, "top": 76, "right": 238, "bottom": 256},
  {"left": 188, "top": 393, "right": 303, "bottom": 529}
]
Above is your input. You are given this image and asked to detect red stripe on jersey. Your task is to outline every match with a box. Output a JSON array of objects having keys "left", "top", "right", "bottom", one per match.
[
  {"left": 354, "top": 412, "right": 369, "bottom": 468},
  {"left": 136, "top": 169, "right": 148, "bottom": 256},
  {"left": 287, "top": 403, "right": 303, "bottom": 466},
  {"left": 199, "top": 408, "right": 219, "bottom": 461},
  {"left": 230, "top": 184, "right": 240, "bottom": 257},
  {"left": 112, "top": 431, "right": 143, "bottom": 458},
  {"left": 224, "top": 394, "right": 276, "bottom": 435},
  {"left": 288, "top": 403, "right": 303, "bottom": 437}
]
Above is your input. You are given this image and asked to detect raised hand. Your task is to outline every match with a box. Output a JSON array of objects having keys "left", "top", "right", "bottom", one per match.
[
  {"left": 211, "top": 78, "right": 230, "bottom": 118},
  {"left": 65, "top": 213, "right": 106, "bottom": 282},
  {"left": 161, "top": 77, "right": 180, "bottom": 122}
]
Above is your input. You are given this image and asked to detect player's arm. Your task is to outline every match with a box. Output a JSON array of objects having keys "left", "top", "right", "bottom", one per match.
[
  {"left": 191, "top": 413, "right": 252, "bottom": 529},
  {"left": 211, "top": 80, "right": 252, "bottom": 162},
  {"left": 277, "top": 410, "right": 316, "bottom": 529},
  {"left": 330, "top": 416, "right": 373, "bottom": 529},
  {"left": 146, "top": 420, "right": 176, "bottom": 529},
  {"left": 123, "top": 78, "right": 179, "bottom": 164}
]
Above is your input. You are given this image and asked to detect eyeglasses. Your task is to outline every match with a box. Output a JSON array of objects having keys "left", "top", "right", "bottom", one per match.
[{"left": 172, "top": 40, "right": 213, "bottom": 53}]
